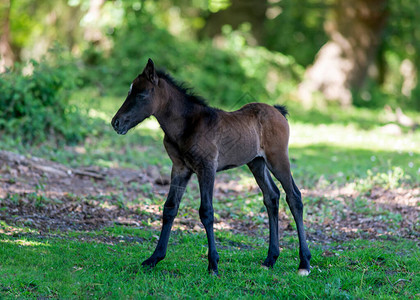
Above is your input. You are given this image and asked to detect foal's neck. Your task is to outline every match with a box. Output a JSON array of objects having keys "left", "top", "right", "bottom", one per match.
[{"left": 153, "top": 79, "right": 206, "bottom": 141}]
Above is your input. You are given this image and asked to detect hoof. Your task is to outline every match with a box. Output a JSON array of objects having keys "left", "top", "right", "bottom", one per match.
[
  {"left": 208, "top": 266, "right": 219, "bottom": 276},
  {"left": 261, "top": 264, "right": 270, "bottom": 270},
  {"left": 141, "top": 263, "right": 154, "bottom": 270},
  {"left": 262, "top": 258, "right": 276, "bottom": 269},
  {"left": 141, "top": 258, "right": 159, "bottom": 269},
  {"left": 298, "top": 269, "right": 310, "bottom": 276}
]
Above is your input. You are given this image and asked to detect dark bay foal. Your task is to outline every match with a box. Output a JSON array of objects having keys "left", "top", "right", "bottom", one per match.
[{"left": 111, "top": 59, "right": 311, "bottom": 276}]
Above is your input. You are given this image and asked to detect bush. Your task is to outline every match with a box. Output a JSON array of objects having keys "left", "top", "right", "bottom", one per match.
[
  {"left": 83, "top": 8, "right": 303, "bottom": 108},
  {"left": 0, "top": 48, "right": 92, "bottom": 145}
]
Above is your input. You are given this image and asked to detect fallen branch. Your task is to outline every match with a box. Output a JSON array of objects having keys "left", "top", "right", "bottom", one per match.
[{"left": 72, "top": 169, "right": 105, "bottom": 180}]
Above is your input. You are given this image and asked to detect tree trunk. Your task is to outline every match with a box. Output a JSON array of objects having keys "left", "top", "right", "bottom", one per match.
[
  {"left": 0, "top": 0, "right": 14, "bottom": 72},
  {"left": 298, "top": 0, "right": 389, "bottom": 106}
]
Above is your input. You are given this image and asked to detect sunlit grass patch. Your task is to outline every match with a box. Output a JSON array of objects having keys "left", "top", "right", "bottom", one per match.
[
  {"left": 0, "top": 221, "right": 37, "bottom": 236},
  {"left": 290, "top": 120, "right": 419, "bottom": 153},
  {"left": 1, "top": 239, "right": 49, "bottom": 247},
  {"left": 286, "top": 102, "right": 420, "bottom": 131},
  {"left": 290, "top": 143, "right": 419, "bottom": 188}
]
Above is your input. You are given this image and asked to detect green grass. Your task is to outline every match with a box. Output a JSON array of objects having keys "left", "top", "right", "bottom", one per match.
[{"left": 1, "top": 227, "right": 418, "bottom": 299}]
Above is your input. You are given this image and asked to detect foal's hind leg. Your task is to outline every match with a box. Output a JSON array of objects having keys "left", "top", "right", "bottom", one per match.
[
  {"left": 248, "top": 158, "right": 280, "bottom": 268},
  {"left": 265, "top": 154, "right": 311, "bottom": 275}
]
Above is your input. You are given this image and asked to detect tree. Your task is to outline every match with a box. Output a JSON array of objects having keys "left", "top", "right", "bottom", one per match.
[{"left": 298, "top": 0, "right": 389, "bottom": 106}]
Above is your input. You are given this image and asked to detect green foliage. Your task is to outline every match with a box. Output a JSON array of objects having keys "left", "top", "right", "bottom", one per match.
[
  {"left": 387, "top": 0, "right": 420, "bottom": 67},
  {"left": 8, "top": 0, "right": 84, "bottom": 59},
  {"left": 83, "top": 5, "right": 303, "bottom": 108},
  {"left": 5, "top": 0, "right": 420, "bottom": 110},
  {"left": 264, "top": 0, "right": 331, "bottom": 66},
  {"left": 356, "top": 167, "right": 410, "bottom": 193},
  {"left": 0, "top": 47, "right": 95, "bottom": 145}
]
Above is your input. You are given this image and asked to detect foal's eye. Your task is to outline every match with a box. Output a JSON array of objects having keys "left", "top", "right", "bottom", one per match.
[{"left": 136, "top": 91, "right": 150, "bottom": 102}]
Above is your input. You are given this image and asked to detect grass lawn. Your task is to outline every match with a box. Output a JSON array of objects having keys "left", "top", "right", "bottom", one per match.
[{"left": 1, "top": 226, "right": 418, "bottom": 299}]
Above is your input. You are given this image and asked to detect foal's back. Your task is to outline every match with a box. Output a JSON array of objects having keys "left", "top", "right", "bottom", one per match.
[{"left": 214, "top": 103, "right": 290, "bottom": 171}]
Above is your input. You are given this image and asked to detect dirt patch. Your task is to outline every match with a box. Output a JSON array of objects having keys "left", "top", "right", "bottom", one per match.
[{"left": 1, "top": 150, "right": 419, "bottom": 243}]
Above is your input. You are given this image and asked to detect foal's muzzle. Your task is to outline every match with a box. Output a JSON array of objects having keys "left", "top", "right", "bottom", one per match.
[{"left": 111, "top": 117, "right": 128, "bottom": 135}]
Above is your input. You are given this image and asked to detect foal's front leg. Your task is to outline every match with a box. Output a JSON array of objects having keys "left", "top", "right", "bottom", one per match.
[
  {"left": 142, "top": 165, "right": 192, "bottom": 268},
  {"left": 197, "top": 167, "right": 219, "bottom": 275}
]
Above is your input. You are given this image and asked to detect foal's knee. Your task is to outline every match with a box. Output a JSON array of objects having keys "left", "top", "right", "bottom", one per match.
[
  {"left": 286, "top": 195, "right": 303, "bottom": 212},
  {"left": 263, "top": 194, "right": 279, "bottom": 211},
  {"left": 263, "top": 188, "right": 280, "bottom": 208},
  {"left": 162, "top": 205, "right": 178, "bottom": 223}
]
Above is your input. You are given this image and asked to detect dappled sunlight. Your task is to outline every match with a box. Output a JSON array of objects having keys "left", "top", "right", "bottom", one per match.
[
  {"left": 302, "top": 185, "right": 419, "bottom": 241},
  {"left": 369, "top": 187, "right": 419, "bottom": 206},
  {"left": 0, "top": 221, "right": 37, "bottom": 236},
  {"left": 0, "top": 239, "right": 50, "bottom": 247}
]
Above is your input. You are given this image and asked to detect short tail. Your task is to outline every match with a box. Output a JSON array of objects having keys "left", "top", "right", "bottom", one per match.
[{"left": 274, "top": 105, "right": 289, "bottom": 119}]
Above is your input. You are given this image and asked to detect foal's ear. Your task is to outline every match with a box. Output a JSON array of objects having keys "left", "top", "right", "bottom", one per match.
[{"left": 143, "top": 58, "right": 158, "bottom": 86}]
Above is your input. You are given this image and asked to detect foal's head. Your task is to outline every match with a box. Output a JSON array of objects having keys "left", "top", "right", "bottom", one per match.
[{"left": 111, "top": 59, "right": 162, "bottom": 135}]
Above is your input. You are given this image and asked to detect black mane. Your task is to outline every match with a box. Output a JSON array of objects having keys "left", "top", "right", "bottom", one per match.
[{"left": 157, "top": 70, "right": 209, "bottom": 107}]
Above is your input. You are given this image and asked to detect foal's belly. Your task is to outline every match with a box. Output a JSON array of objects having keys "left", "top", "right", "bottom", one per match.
[{"left": 216, "top": 132, "right": 261, "bottom": 172}]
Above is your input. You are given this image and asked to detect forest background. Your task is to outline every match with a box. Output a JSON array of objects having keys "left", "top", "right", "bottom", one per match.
[{"left": 0, "top": 0, "right": 419, "bottom": 298}]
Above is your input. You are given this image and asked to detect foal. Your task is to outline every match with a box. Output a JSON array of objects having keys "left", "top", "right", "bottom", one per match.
[{"left": 111, "top": 59, "right": 311, "bottom": 276}]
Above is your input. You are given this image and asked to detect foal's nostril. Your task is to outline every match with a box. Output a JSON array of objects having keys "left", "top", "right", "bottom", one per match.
[{"left": 113, "top": 119, "right": 119, "bottom": 129}]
